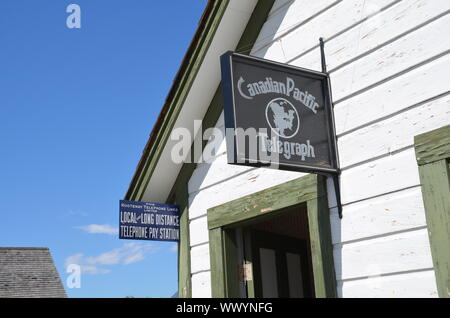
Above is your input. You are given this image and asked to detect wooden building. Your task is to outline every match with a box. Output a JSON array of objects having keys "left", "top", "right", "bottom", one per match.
[
  {"left": 125, "top": 0, "right": 450, "bottom": 298},
  {"left": 0, "top": 248, "right": 67, "bottom": 298}
]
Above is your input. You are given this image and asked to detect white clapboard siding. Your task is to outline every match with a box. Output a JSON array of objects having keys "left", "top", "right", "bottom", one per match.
[
  {"left": 252, "top": 0, "right": 339, "bottom": 52},
  {"left": 215, "top": 111, "right": 225, "bottom": 128},
  {"left": 293, "top": 0, "right": 449, "bottom": 70},
  {"left": 293, "top": 4, "right": 450, "bottom": 72},
  {"left": 333, "top": 228, "right": 433, "bottom": 281},
  {"left": 338, "top": 94, "right": 450, "bottom": 168},
  {"left": 190, "top": 244, "right": 211, "bottom": 274},
  {"left": 191, "top": 271, "right": 212, "bottom": 298},
  {"left": 296, "top": 15, "right": 450, "bottom": 101},
  {"left": 188, "top": 0, "right": 448, "bottom": 297},
  {"left": 338, "top": 270, "right": 438, "bottom": 298},
  {"left": 253, "top": 39, "right": 286, "bottom": 61},
  {"left": 268, "top": 0, "right": 293, "bottom": 18},
  {"left": 190, "top": 111, "right": 226, "bottom": 168},
  {"left": 279, "top": 0, "right": 398, "bottom": 62},
  {"left": 335, "top": 55, "right": 450, "bottom": 136},
  {"left": 189, "top": 216, "right": 209, "bottom": 247},
  {"left": 188, "top": 165, "right": 304, "bottom": 220},
  {"left": 327, "top": 0, "right": 449, "bottom": 70},
  {"left": 340, "top": 147, "right": 420, "bottom": 204},
  {"left": 189, "top": 151, "right": 252, "bottom": 195},
  {"left": 326, "top": 176, "right": 339, "bottom": 209},
  {"left": 330, "top": 187, "right": 426, "bottom": 244},
  {"left": 202, "top": 119, "right": 227, "bottom": 163}
]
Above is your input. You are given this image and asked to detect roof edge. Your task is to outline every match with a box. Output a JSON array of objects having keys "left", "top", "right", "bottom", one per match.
[
  {"left": 0, "top": 247, "right": 50, "bottom": 250},
  {"left": 125, "top": 0, "right": 228, "bottom": 201}
]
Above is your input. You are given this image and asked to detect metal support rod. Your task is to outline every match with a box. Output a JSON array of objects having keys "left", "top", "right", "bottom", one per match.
[
  {"left": 320, "top": 37, "right": 343, "bottom": 218},
  {"left": 332, "top": 174, "right": 343, "bottom": 219},
  {"left": 319, "top": 37, "right": 327, "bottom": 73}
]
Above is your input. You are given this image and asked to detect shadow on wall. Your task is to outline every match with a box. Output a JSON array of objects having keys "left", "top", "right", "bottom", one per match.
[
  {"left": 326, "top": 176, "right": 342, "bottom": 298},
  {"left": 184, "top": 0, "right": 325, "bottom": 297},
  {"left": 186, "top": 0, "right": 297, "bottom": 206},
  {"left": 246, "top": 0, "right": 295, "bottom": 58}
]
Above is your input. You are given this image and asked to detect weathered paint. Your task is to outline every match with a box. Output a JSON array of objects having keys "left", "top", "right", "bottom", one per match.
[
  {"left": 125, "top": 0, "right": 450, "bottom": 297},
  {"left": 415, "top": 125, "right": 450, "bottom": 166},
  {"left": 207, "top": 174, "right": 337, "bottom": 298},
  {"left": 208, "top": 174, "right": 317, "bottom": 230},
  {"left": 172, "top": 0, "right": 277, "bottom": 298},
  {"left": 415, "top": 125, "right": 450, "bottom": 298},
  {"left": 187, "top": 0, "right": 449, "bottom": 297}
]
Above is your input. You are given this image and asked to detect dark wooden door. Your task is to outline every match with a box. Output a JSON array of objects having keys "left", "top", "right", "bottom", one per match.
[{"left": 249, "top": 230, "right": 313, "bottom": 298}]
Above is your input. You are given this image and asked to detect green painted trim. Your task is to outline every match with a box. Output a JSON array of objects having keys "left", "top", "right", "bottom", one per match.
[
  {"left": 175, "top": 187, "right": 192, "bottom": 298},
  {"left": 223, "top": 229, "right": 240, "bottom": 298},
  {"left": 207, "top": 174, "right": 337, "bottom": 298},
  {"left": 418, "top": 160, "right": 450, "bottom": 298},
  {"left": 162, "top": 0, "right": 276, "bottom": 298},
  {"left": 208, "top": 174, "right": 317, "bottom": 230},
  {"left": 128, "top": 0, "right": 276, "bottom": 202},
  {"left": 306, "top": 175, "right": 337, "bottom": 298},
  {"left": 415, "top": 125, "right": 450, "bottom": 166},
  {"left": 127, "top": 0, "right": 229, "bottom": 297},
  {"left": 127, "top": 0, "right": 230, "bottom": 201},
  {"left": 209, "top": 228, "right": 226, "bottom": 298},
  {"left": 414, "top": 125, "right": 450, "bottom": 298},
  {"left": 125, "top": 0, "right": 277, "bottom": 298},
  {"left": 167, "top": 84, "right": 224, "bottom": 298},
  {"left": 234, "top": 0, "right": 276, "bottom": 55}
]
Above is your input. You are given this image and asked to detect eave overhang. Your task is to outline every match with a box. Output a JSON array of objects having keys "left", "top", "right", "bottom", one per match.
[{"left": 125, "top": 0, "right": 259, "bottom": 202}]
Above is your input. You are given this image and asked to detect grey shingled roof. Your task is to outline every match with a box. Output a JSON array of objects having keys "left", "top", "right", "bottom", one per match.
[{"left": 0, "top": 248, "right": 67, "bottom": 298}]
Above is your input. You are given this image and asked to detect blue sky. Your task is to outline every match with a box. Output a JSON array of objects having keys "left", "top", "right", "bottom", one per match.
[{"left": 0, "top": 1, "right": 207, "bottom": 297}]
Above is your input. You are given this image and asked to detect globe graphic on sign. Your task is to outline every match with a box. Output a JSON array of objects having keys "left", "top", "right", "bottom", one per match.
[{"left": 265, "top": 98, "right": 300, "bottom": 138}]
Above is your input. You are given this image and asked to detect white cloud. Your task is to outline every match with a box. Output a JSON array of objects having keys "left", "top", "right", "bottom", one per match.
[
  {"left": 66, "top": 210, "right": 88, "bottom": 217},
  {"left": 65, "top": 253, "right": 84, "bottom": 266},
  {"left": 80, "top": 266, "right": 111, "bottom": 275},
  {"left": 123, "top": 253, "right": 144, "bottom": 265},
  {"left": 75, "top": 224, "right": 117, "bottom": 235},
  {"left": 170, "top": 243, "right": 178, "bottom": 253},
  {"left": 65, "top": 242, "right": 158, "bottom": 275}
]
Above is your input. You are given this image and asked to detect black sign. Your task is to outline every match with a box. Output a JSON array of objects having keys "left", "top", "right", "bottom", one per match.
[
  {"left": 220, "top": 52, "right": 339, "bottom": 174},
  {"left": 119, "top": 200, "right": 180, "bottom": 242}
]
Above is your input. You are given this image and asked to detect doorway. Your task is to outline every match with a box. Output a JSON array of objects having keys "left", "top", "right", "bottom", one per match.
[
  {"left": 207, "top": 174, "right": 337, "bottom": 298},
  {"left": 235, "top": 206, "right": 315, "bottom": 298}
]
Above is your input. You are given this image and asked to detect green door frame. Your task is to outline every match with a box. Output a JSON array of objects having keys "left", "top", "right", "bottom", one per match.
[
  {"left": 414, "top": 124, "right": 450, "bottom": 298},
  {"left": 207, "top": 174, "right": 337, "bottom": 298}
]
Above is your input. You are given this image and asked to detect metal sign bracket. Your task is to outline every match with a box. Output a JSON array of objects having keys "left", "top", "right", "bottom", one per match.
[{"left": 320, "top": 37, "right": 343, "bottom": 219}]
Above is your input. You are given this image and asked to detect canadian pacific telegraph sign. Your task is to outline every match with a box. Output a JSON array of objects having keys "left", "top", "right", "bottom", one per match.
[
  {"left": 220, "top": 52, "right": 339, "bottom": 174},
  {"left": 119, "top": 200, "right": 180, "bottom": 242}
]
